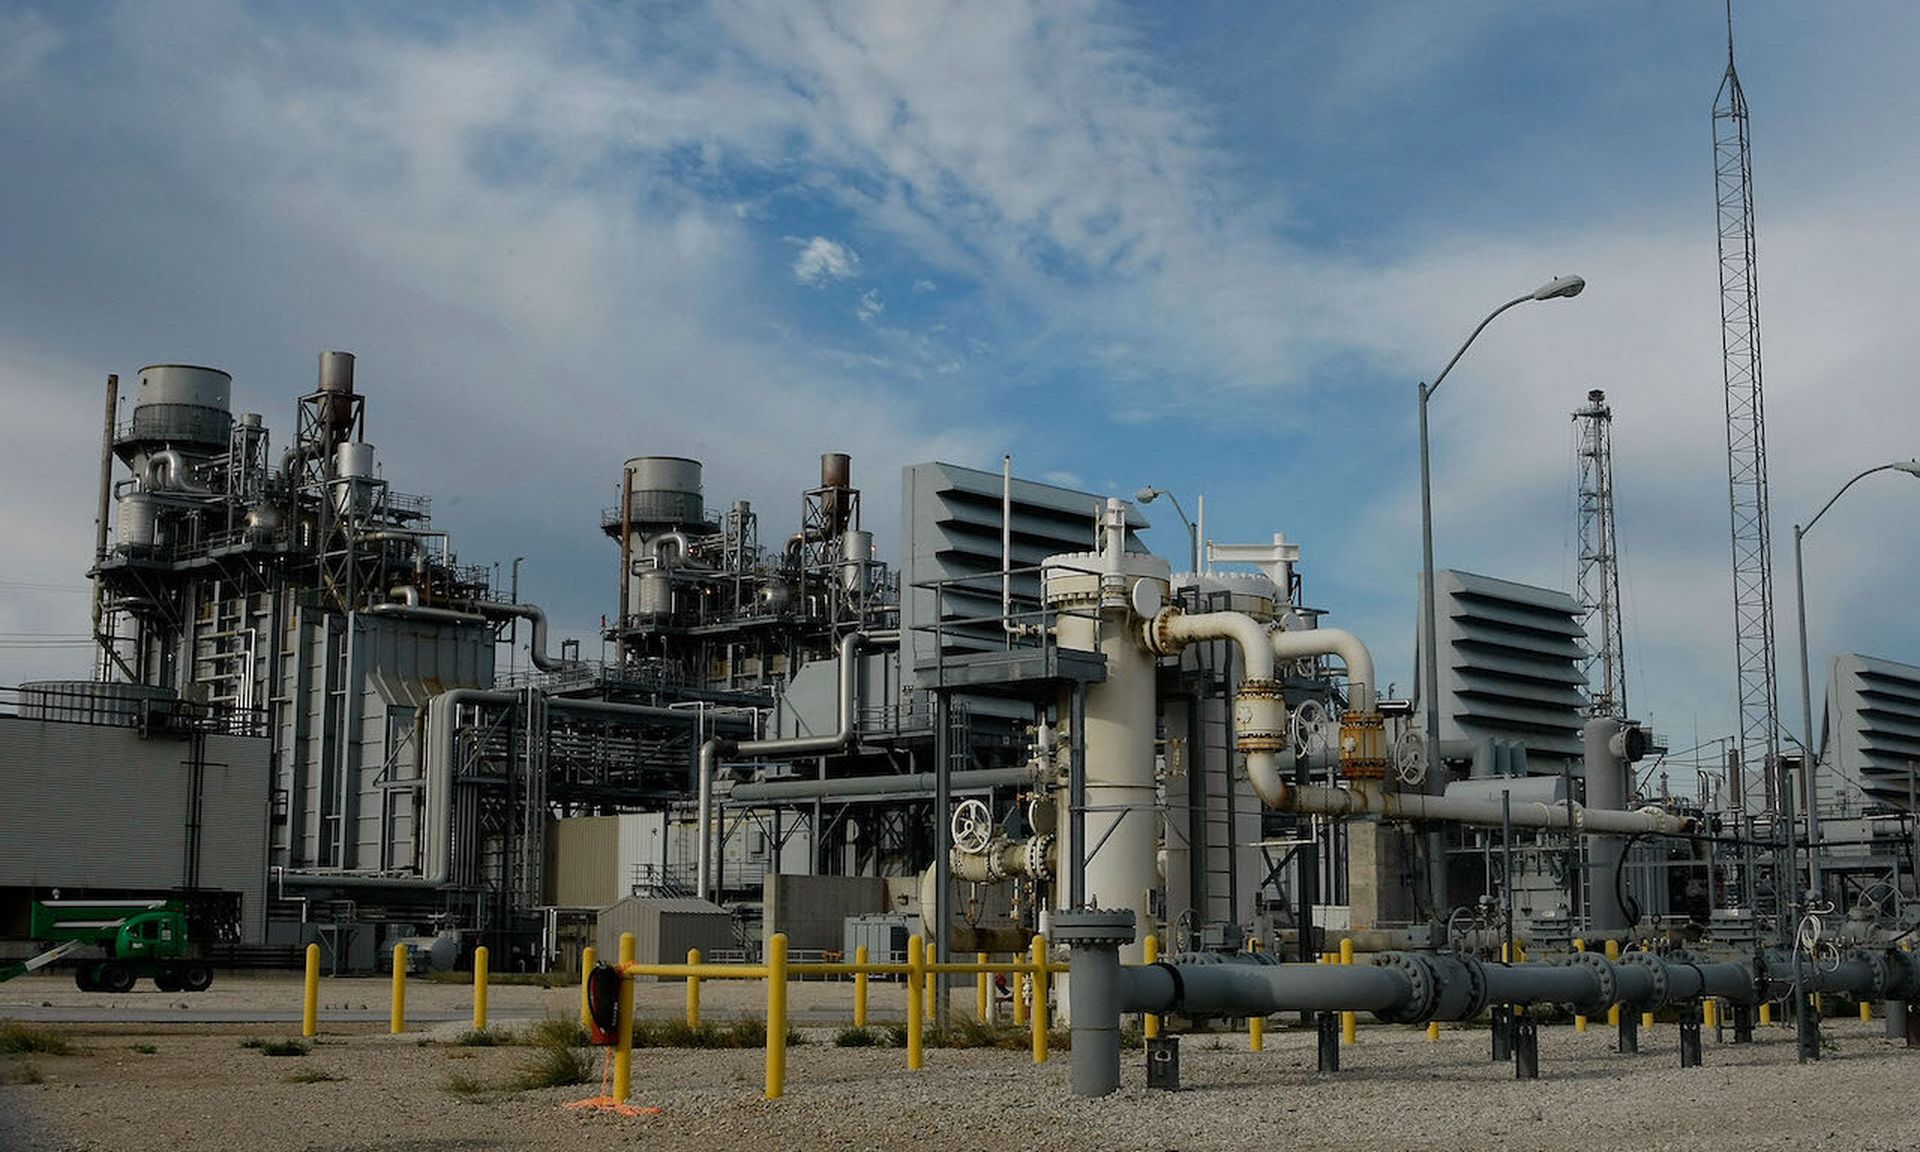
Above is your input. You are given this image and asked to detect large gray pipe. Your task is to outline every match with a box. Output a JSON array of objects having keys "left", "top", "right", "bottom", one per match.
[
  {"left": 696, "top": 629, "right": 899, "bottom": 900},
  {"left": 1584, "top": 716, "right": 1631, "bottom": 932},
  {"left": 476, "top": 601, "right": 573, "bottom": 672},
  {"left": 1265, "top": 779, "right": 1696, "bottom": 837}
]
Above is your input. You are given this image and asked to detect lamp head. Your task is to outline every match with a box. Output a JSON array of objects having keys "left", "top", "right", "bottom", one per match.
[
  {"left": 1532, "top": 274, "right": 1586, "bottom": 301},
  {"left": 1135, "top": 487, "right": 1161, "bottom": 504},
  {"left": 1895, "top": 460, "right": 1920, "bottom": 479}
]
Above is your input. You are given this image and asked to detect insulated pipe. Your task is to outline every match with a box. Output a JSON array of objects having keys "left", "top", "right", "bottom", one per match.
[
  {"left": 1584, "top": 717, "right": 1632, "bottom": 932},
  {"left": 475, "top": 602, "right": 573, "bottom": 672},
  {"left": 696, "top": 630, "right": 899, "bottom": 900},
  {"left": 649, "top": 531, "right": 693, "bottom": 567},
  {"left": 364, "top": 603, "right": 488, "bottom": 628},
  {"left": 1263, "top": 780, "right": 1697, "bottom": 837},
  {"left": 1143, "top": 608, "right": 1288, "bottom": 808},
  {"left": 143, "top": 449, "right": 210, "bottom": 493},
  {"left": 1270, "top": 625, "right": 1377, "bottom": 712}
]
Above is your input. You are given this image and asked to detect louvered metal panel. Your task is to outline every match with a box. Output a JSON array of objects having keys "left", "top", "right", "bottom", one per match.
[
  {"left": 1424, "top": 570, "right": 1586, "bottom": 764},
  {"left": 1820, "top": 653, "right": 1920, "bottom": 811}
]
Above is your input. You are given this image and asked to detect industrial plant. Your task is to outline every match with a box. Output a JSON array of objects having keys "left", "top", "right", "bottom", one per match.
[{"left": 2, "top": 11, "right": 1918, "bottom": 1140}]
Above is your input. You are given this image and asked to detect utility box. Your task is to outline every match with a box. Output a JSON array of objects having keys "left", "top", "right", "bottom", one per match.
[
  {"left": 1146, "top": 1036, "right": 1180, "bottom": 1090},
  {"left": 843, "top": 914, "right": 918, "bottom": 964},
  {"left": 595, "top": 897, "right": 734, "bottom": 979}
]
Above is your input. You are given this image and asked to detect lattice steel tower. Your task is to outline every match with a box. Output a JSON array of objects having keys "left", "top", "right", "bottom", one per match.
[
  {"left": 1574, "top": 389, "right": 1627, "bottom": 720},
  {"left": 1713, "top": 6, "right": 1780, "bottom": 815}
]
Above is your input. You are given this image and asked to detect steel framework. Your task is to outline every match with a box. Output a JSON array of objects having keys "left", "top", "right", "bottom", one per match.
[{"left": 1574, "top": 390, "right": 1627, "bottom": 720}]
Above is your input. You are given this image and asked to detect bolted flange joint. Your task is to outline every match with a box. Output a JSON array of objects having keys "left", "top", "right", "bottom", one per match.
[{"left": 1052, "top": 909, "right": 1137, "bottom": 949}]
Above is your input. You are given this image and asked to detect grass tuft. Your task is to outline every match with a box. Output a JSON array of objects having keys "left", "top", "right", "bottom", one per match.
[
  {"left": 239, "top": 1037, "right": 265, "bottom": 1050},
  {"left": 508, "top": 1042, "right": 593, "bottom": 1091},
  {"left": 444, "top": 1071, "right": 489, "bottom": 1097},
  {"left": 453, "top": 1029, "right": 507, "bottom": 1047},
  {"left": 0, "top": 1023, "right": 73, "bottom": 1057},
  {"left": 259, "top": 1038, "right": 312, "bottom": 1057},
  {"left": 3, "top": 1062, "right": 43, "bottom": 1085},
  {"left": 282, "top": 1066, "right": 343, "bottom": 1084},
  {"left": 834, "top": 1026, "right": 879, "bottom": 1048},
  {"left": 521, "top": 1018, "right": 590, "bottom": 1050},
  {"left": 129, "top": 1043, "right": 158, "bottom": 1055}
]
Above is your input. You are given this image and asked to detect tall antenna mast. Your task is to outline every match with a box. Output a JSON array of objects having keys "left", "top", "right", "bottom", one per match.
[
  {"left": 1713, "top": 1, "right": 1780, "bottom": 815},
  {"left": 1574, "top": 389, "right": 1627, "bottom": 719}
]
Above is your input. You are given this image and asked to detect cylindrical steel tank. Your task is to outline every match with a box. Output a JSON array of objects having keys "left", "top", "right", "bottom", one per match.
[
  {"left": 635, "top": 570, "right": 673, "bottom": 618},
  {"left": 622, "top": 457, "right": 704, "bottom": 525},
  {"left": 332, "top": 442, "right": 376, "bottom": 517},
  {"left": 820, "top": 452, "right": 852, "bottom": 490},
  {"left": 1044, "top": 501, "right": 1171, "bottom": 966},
  {"left": 840, "top": 529, "right": 874, "bottom": 595},
  {"left": 820, "top": 452, "right": 853, "bottom": 533},
  {"left": 127, "top": 364, "right": 232, "bottom": 448},
  {"left": 318, "top": 351, "right": 356, "bottom": 394},
  {"left": 18, "top": 680, "right": 178, "bottom": 726},
  {"left": 116, "top": 492, "right": 159, "bottom": 554}
]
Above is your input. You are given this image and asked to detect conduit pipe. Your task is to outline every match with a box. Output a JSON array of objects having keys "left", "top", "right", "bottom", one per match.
[
  {"left": 1270, "top": 625, "right": 1376, "bottom": 711},
  {"left": 142, "top": 449, "right": 210, "bottom": 494},
  {"left": 729, "top": 764, "right": 1039, "bottom": 803},
  {"left": 475, "top": 602, "right": 573, "bottom": 672},
  {"left": 696, "top": 629, "right": 899, "bottom": 900}
]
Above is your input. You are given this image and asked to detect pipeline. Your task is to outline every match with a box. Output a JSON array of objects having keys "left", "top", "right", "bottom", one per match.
[
  {"left": 730, "top": 764, "right": 1040, "bottom": 803},
  {"left": 1058, "top": 909, "right": 1920, "bottom": 1096},
  {"left": 1263, "top": 779, "right": 1697, "bottom": 837},
  {"left": 696, "top": 629, "right": 899, "bottom": 900},
  {"left": 1142, "top": 607, "right": 1288, "bottom": 812},
  {"left": 474, "top": 601, "right": 573, "bottom": 672},
  {"left": 1270, "top": 622, "right": 1376, "bottom": 712}
]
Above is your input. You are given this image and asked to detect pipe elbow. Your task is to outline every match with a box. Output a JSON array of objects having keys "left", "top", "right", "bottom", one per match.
[{"left": 1145, "top": 608, "right": 1276, "bottom": 681}]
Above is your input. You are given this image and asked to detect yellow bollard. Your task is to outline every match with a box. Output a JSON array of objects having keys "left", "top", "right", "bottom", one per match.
[
  {"left": 1012, "top": 968, "right": 1027, "bottom": 1027},
  {"left": 302, "top": 943, "right": 320, "bottom": 1038},
  {"left": 1572, "top": 940, "right": 1588, "bottom": 1033},
  {"left": 1705, "top": 998, "right": 1721, "bottom": 1030},
  {"left": 1143, "top": 936, "right": 1161, "bottom": 1040},
  {"left": 1604, "top": 940, "right": 1621, "bottom": 1028},
  {"left": 472, "top": 945, "right": 489, "bottom": 1033},
  {"left": 1031, "top": 934, "right": 1049, "bottom": 1064},
  {"left": 977, "top": 952, "right": 990, "bottom": 1022},
  {"left": 1861, "top": 1000, "right": 1873, "bottom": 1023},
  {"left": 1426, "top": 1021, "right": 1440, "bottom": 1042},
  {"left": 854, "top": 945, "right": 870, "bottom": 1028},
  {"left": 1340, "top": 938, "right": 1357, "bottom": 1045},
  {"left": 390, "top": 944, "right": 407, "bottom": 1034},
  {"left": 1249, "top": 1014, "right": 1265, "bottom": 1052},
  {"left": 925, "top": 960, "right": 937, "bottom": 1022},
  {"left": 907, "top": 935, "right": 926, "bottom": 1071},
  {"left": 579, "top": 945, "right": 597, "bottom": 1029},
  {"left": 614, "top": 932, "right": 636, "bottom": 1104},
  {"left": 1642, "top": 1010, "right": 1655, "bottom": 1031},
  {"left": 1760, "top": 1001, "right": 1773, "bottom": 1026},
  {"left": 765, "top": 933, "right": 788, "bottom": 1100},
  {"left": 686, "top": 947, "right": 702, "bottom": 1028}
]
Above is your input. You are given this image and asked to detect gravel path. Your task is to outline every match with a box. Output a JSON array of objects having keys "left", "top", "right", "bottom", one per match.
[{"left": 5, "top": 998, "right": 1917, "bottom": 1152}]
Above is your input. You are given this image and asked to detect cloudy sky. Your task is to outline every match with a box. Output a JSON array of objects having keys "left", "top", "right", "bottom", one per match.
[{"left": 3, "top": 1, "right": 1917, "bottom": 789}]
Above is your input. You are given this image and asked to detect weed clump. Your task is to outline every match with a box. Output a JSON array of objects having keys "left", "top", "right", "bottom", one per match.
[{"left": 0, "top": 1023, "right": 72, "bottom": 1056}]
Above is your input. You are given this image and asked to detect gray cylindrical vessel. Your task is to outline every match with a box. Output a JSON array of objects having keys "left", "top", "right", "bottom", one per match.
[
  {"left": 128, "top": 364, "right": 232, "bottom": 448},
  {"left": 116, "top": 492, "right": 159, "bottom": 554},
  {"left": 622, "top": 456, "right": 704, "bottom": 525},
  {"left": 636, "top": 570, "right": 673, "bottom": 618}
]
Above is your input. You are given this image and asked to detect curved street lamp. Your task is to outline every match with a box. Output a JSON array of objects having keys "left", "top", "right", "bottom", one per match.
[
  {"left": 1417, "top": 274, "right": 1585, "bottom": 916},
  {"left": 1792, "top": 459, "right": 1920, "bottom": 899},
  {"left": 1137, "top": 487, "right": 1198, "bottom": 574}
]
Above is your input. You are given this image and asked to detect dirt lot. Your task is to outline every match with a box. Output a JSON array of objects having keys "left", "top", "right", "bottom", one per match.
[{"left": 3, "top": 974, "right": 1917, "bottom": 1152}]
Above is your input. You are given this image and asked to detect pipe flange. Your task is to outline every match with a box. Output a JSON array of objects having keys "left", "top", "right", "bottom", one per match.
[
  {"left": 1024, "top": 834, "right": 1056, "bottom": 882},
  {"left": 1449, "top": 953, "right": 1490, "bottom": 1019},
  {"left": 1620, "top": 951, "right": 1669, "bottom": 1008},
  {"left": 1852, "top": 948, "right": 1890, "bottom": 999},
  {"left": 1051, "top": 909, "right": 1137, "bottom": 948},
  {"left": 1371, "top": 951, "right": 1436, "bottom": 1024},
  {"left": 1145, "top": 608, "right": 1184, "bottom": 656},
  {"left": 1565, "top": 951, "right": 1617, "bottom": 1016}
]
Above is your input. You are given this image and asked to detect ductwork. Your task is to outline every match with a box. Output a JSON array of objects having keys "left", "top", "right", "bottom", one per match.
[
  {"left": 1271, "top": 623, "right": 1376, "bottom": 711},
  {"left": 142, "top": 449, "right": 209, "bottom": 494},
  {"left": 474, "top": 601, "right": 574, "bottom": 672},
  {"left": 696, "top": 629, "right": 900, "bottom": 900}
]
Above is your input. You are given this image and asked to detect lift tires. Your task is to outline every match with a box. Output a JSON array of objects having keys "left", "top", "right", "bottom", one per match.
[
  {"left": 74, "top": 967, "right": 99, "bottom": 992},
  {"left": 154, "top": 971, "right": 183, "bottom": 992},
  {"left": 179, "top": 964, "right": 213, "bottom": 992},
  {"left": 98, "top": 962, "right": 136, "bottom": 994}
]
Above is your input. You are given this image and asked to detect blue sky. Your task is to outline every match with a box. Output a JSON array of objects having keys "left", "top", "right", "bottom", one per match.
[{"left": 3, "top": 1, "right": 1919, "bottom": 791}]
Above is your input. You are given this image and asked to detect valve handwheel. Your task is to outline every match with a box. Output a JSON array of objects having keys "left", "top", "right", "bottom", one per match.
[
  {"left": 1394, "top": 730, "right": 1427, "bottom": 786},
  {"left": 1290, "top": 699, "right": 1328, "bottom": 759},
  {"left": 951, "top": 798, "right": 994, "bottom": 854}
]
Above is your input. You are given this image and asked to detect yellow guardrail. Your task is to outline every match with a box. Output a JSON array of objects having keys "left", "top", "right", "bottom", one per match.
[{"left": 597, "top": 931, "right": 1067, "bottom": 1102}]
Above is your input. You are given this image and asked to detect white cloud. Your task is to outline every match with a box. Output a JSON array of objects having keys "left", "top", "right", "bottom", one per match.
[
  {"left": 792, "top": 235, "right": 861, "bottom": 285},
  {"left": 912, "top": 278, "right": 937, "bottom": 293},
  {"left": 855, "top": 288, "right": 884, "bottom": 323}
]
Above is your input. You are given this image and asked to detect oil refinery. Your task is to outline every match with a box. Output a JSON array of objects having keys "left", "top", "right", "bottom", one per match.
[{"left": 4, "top": 5, "right": 1920, "bottom": 1150}]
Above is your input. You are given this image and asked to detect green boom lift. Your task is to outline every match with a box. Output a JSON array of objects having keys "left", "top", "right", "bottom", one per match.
[{"left": 0, "top": 900, "right": 213, "bottom": 993}]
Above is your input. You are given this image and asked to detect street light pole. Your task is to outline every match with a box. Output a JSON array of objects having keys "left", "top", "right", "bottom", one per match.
[
  {"left": 1136, "top": 487, "right": 1198, "bottom": 573},
  {"left": 1417, "top": 274, "right": 1584, "bottom": 920},
  {"left": 1791, "top": 460, "right": 1920, "bottom": 903}
]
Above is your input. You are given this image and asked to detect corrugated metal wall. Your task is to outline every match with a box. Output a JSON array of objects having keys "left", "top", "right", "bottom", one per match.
[
  {"left": 0, "top": 718, "right": 270, "bottom": 942},
  {"left": 547, "top": 816, "right": 622, "bottom": 908}
]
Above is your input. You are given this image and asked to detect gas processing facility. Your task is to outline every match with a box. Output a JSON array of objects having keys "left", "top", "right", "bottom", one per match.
[{"left": 5, "top": 39, "right": 1920, "bottom": 1103}]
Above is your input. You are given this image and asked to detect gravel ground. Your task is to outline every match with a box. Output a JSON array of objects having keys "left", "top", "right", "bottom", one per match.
[{"left": 4, "top": 975, "right": 1918, "bottom": 1152}]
